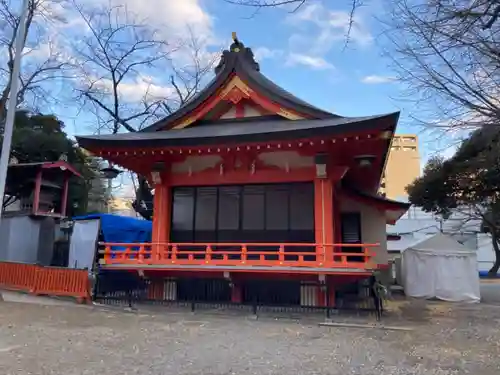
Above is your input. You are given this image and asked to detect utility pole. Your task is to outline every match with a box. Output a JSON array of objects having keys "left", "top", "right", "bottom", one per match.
[{"left": 0, "top": 0, "right": 30, "bottom": 228}]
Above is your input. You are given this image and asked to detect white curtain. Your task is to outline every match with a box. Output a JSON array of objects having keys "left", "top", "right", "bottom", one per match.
[{"left": 68, "top": 219, "right": 100, "bottom": 270}]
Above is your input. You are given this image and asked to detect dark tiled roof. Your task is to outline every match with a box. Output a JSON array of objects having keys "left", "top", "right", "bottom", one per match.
[
  {"left": 77, "top": 112, "right": 399, "bottom": 149},
  {"left": 343, "top": 184, "right": 411, "bottom": 210}
]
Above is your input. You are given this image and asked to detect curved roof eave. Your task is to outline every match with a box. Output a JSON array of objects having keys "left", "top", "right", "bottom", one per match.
[{"left": 76, "top": 112, "right": 399, "bottom": 149}]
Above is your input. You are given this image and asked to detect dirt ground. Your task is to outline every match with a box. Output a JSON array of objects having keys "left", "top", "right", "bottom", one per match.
[{"left": 0, "top": 297, "right": 499, "bottom": 375}]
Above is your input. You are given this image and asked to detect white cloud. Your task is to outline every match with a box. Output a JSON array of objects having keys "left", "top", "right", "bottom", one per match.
[
  {"left": 57, "top": 1, "right": 215, "bottom": 46},
  {"left": 23, "top": 43, "right": 52, "bottom": 60},
  {"left": 287, "top": 3, "right": 373, "bottom": 55},
  {"left": 286, "top": 53, "right": 334, "bottom": 70},
  {"left": 253, "top": 47, "right": 284, "bottom": 61},
  {"left": 361, "top": 75, "right": 397, "bottom": 84},
  {"left": 52, "top": 1, "right": 216, "bottom": 104},
  {"left": 93, "top": 75, "right": 174, "bottom": 103},
  {"left": 109, "top": 0, "right": 213, "bottom": 40}
]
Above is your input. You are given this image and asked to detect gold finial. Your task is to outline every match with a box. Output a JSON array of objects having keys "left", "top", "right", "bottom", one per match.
[{"left": 230, "top": 32, "right": 241, "bottom": 52}]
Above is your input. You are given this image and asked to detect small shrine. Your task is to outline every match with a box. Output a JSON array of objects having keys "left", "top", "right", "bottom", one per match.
[{"left": 0, "top": 160, "right": 82, "bottom": 266}]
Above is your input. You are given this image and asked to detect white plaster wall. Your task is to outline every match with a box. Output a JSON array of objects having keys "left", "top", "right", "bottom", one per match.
[
  {"left": 217, "top": 104, "right": 266, "bottom": 119},
  {"left": 243, "top": 104, "right": 262, "bottom": 117},
  {"left": 220, "top": 106, "right": 236, "bottom": 119},
  {"left": 340, "top": 197, "right": 388, "bottom": 265}
]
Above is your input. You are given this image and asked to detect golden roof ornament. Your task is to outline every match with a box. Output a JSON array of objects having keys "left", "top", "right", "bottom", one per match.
[
  {"left": 214, "top": 32, "right": 260, "bottom": 74},
  {"left": 230, "top": 31, "right": 242, "bottom": 52}
]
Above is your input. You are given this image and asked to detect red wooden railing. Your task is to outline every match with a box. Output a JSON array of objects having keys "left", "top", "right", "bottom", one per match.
[{"left": 99, "top": 243, "right": 378, "bottom": 269}]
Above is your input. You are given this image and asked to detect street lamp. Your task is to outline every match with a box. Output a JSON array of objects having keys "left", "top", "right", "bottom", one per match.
[
  {"left": 314, "top": 153, "right": 328, "bottom": 179},
  {"left": 100, "top": 165, "right": 122, "bottom": 213},
  {"left": 100, "top": 166, "right": 122, "bottom": 180}
]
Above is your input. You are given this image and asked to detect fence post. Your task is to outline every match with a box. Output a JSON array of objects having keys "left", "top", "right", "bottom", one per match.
[
  {"left": 30, "top": 265, "right": 41, "bottom": 294},
  {"left": 325, "top": 282, "right": 331, "bottom": 320},
  {"left": 190, "top": 278, "right": 196, "bottom": 312},
  {"left": 205, "top": 245, "right": 212, "bottom": 263},
  {"left": 251, "top": 281, "right": 258, "bottom": 316},
  {"left": 278, "top": 245, "right": 284, "bottom": 264},
  {"left": 91, "top": 272, "right": 99, "bottom": 302},
  {"left": 241, "top": 245, "right": 247, "bottom": 264}
]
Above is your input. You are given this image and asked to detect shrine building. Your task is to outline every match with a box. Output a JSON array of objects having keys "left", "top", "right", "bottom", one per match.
[{"left": 76, "top": 35, "right": 410, "bottom": 307}]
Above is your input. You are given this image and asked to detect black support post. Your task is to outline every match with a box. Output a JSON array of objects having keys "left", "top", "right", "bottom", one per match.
[{"left": 325, "top": 282, "right": 331, "bottom": 319}]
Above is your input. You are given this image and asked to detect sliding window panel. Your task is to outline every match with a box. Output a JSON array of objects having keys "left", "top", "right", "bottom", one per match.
[
  {"left": 194, "top": 187, "right": 217, "bottom": 243},
  {"left": 289, "top": 182, "right": 315, "bottom": 242},
  {"left": 171, "top": 187, "right": 195, "bottom": 243},
  {"left": 289, "top": 183, "right": 315, "bottom": 259},
  {"left": 242, "top": 184, "right": 265, "bottom": 242},
  {"left": 264, "top": 184, "right": 289, "bottom": 260},
  {"left": 217, "top": 185, "right": 241, "bottom": 243}
]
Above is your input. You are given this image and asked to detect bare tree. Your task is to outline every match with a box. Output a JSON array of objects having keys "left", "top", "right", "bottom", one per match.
[
  {"left": 71, "top": 2, "right": 177, "bottom": 134},
  {"left": 225, "top": 0, "right": 363, "bottom": 46},
  {"left": 161, "top": 28, "right": 219, "bottom": 115},
  {"left": 224, "top": 0, "right": 308, "bottom": 12},
  {"left": 383, "top": 0, "right": 500, "bottom": 133},
  {"left": 72, "top": 2, "right": 218, "bottom": 131},
  {"left": 70, "top": 2, "right": 217, "bottom": 218},
  {"left": 0, "top": 0, "right": 68, "bottom": 121}
]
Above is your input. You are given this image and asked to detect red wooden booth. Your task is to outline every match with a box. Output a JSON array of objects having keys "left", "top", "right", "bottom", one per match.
[{"left": 5, "top": 160, "right": 82, "bottom": 217}]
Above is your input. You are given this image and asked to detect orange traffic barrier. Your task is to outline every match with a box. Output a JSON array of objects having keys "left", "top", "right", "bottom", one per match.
[
  {"left": 32, "top": 266, "right": 90, "bottom": 301},
  {"left": 0, "top": 262, "right": 38, "bottom": 292},
  {"left": 0, "top": 261, "right": 91, "bottom": 303}
]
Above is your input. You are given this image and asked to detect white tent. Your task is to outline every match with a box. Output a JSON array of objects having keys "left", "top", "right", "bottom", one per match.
[{"left": 402, "top": 232, "right": 480, "bottom": 303}]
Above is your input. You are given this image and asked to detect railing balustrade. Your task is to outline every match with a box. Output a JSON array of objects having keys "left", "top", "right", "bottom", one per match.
[{"left": 99, "top": 242, "right": 378, "bottom": 269}]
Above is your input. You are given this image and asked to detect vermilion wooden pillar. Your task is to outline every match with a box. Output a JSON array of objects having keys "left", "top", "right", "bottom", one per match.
[
  {"left": 333, "top": 188, "right": 341, "bottom": 243},
  {"left": 314, "top": 178, "right": 334, "bottom": 262},
  {"left": 152, "top": 175, "right": 171, "bottom": 260},
  {"left": 231, "top": 282, "right": 242, "bottom": 303},
  {"left": 314, "top": 177, "right": 334, "bottom": 310}
]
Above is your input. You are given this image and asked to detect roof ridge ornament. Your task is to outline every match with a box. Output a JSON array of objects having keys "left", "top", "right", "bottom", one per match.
[
  {"left": 230, "top": 32, "right": 242, "bottom": 52},
  {"left": 214, "top": 32, "right": 260, "bottom": 74}
]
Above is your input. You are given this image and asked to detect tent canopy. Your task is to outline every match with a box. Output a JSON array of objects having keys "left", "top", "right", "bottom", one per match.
[
  {"left": 402, "top": 232, "right": 480, "bottom": 303},
  {"left": 408, "top": 232, "right": 475, "bottom": 256}
]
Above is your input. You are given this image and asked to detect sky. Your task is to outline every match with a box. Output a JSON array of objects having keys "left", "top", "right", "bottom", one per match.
[{"left": 12, "top": 0, "right": 460, "bottom": 170}]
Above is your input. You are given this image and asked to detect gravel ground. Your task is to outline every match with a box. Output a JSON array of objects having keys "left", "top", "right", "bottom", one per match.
[
  {"left": 0, "top": 299, "right": 499, "bottom": 375},
  {"left": 480, "top": 282, "right": 500, "bottom": 305}
]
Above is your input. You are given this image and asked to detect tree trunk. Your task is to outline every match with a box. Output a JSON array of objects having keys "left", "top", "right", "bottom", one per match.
[
  {"left": 487, "top": 232, "right": 500, "bottom": 277},
  {"left": 132, "top": 175, "right": 153, "bottom": 220}
]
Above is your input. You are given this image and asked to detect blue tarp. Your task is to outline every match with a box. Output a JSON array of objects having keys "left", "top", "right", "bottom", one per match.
[
  {"left": 73, "top": 214, "right": 152, "bottom": 284},
  {"left": 72, "top": 213, "right": 152, "bottom": 243},
  {"left": 479, "top": 271, "right": 500, "bottom": 278}
]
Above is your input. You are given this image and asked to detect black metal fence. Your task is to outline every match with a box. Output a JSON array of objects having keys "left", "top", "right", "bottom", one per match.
[{"left": 92, "top": 273, "right": 384, "bottom": 320}]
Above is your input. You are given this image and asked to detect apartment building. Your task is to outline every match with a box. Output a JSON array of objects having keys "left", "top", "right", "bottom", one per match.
[{"left": 380, "top": 134, "right": 420, "bottom": 200}]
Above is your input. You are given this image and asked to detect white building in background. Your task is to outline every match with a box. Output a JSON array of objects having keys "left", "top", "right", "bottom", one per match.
[{"left": 387, "top": 205, "right": 497, "bottom": 275}]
